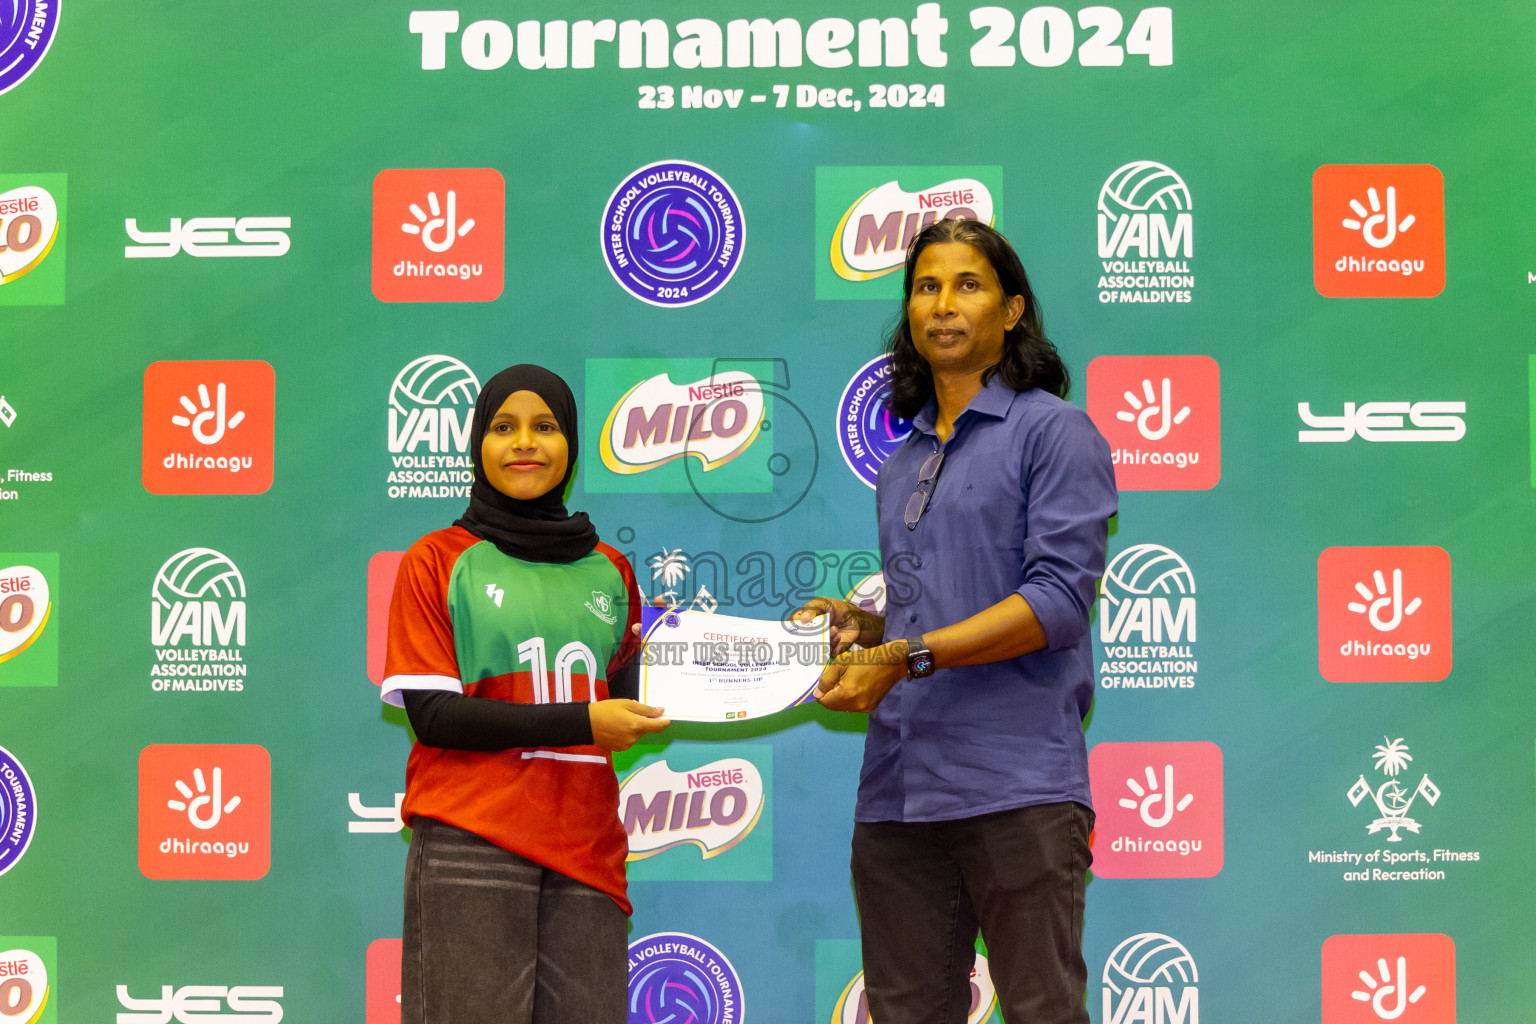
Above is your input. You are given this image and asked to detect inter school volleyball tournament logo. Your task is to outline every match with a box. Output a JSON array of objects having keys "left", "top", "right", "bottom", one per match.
[
  {"left": 0, "top": 0, "right": 59, "bottom": 97},
  {"left": 1313, "top": 165, "right": 1445, "bottom": 299},
  {"left": 141, "top": 360, "right": 275, "bottom": 495},
  {"left": 1321, "top": 933, "right": 1455, "bottom": 1023},
  {"left": 620, "top": 756, "right": 765, "bottom": 860},
  {"left": 1086, "top": 355, "right": 1220, "bottom": 491},
  {"left": 602, "top": 161, "right": 743, "bottom": 307},
  {"left": 0, "top": 176, "right": 66, "bottom": 306},
  {"left": 833, "top": 953, "right": 998, "bottom": 1024},
  {"left": 137, "top": 744, "right": 270, "bottom": 880},
  {"left": 627, "top": 933, "right": 743, "bottom": 1024},
  {"left": 1097, "top": 543, "right": 1198, "bottom": 690},
  {"left": 0, "top": 942, "right": 52, "bottom": 1024},
  {"left": 837, "top": 356, "right": 912, "bottom": 488},
  {"left": 1317, "top": 546, "right": 1451, "bottom": 683},
  {"left": 815, "top": 166, "right": 1001, "bottom": 299},
  {"left": 150, "top": 548, "right": 248, "bottom": 693},
  {"left": 372, "top": 168, "right": 505, "bottom": 302},
  {"left": 385, "top": 355, "right": 479, "bottom": 500},
  {"left": 0, "top": 747, "right": 37, "bottom": 878},
  {"left": 1102, "top": 933, "right": 1198, "bottom": 1024},
  {"left": 1089, "top": 741, "right": 1223, "bottom": 878},
  {"left": 1096, "top": 161, "right": 1194, "bottom": 305},
  {"left": 0, "top": 558, "right": 55, "bottom": 687}
]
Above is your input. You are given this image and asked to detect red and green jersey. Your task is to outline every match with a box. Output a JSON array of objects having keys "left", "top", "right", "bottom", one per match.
[{"left": 382, "top": 526, "right": 642, "bottom": 912}]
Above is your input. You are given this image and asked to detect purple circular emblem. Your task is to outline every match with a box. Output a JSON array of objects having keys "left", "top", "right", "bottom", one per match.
[
  {"left": 0, "top": 0, "right": 60, "bottom": 97},
  {"left": 0, "top": 745, "right": 37, "bottom": 878},
  {"left": 627, "top": 932, "right": 743, "bottom": 1024},
  {"left": 602, "top": 161, "right": 744, "bottom": 308},
  {"left": 838, "top": 355, "right": 912, "bottom": 489}
]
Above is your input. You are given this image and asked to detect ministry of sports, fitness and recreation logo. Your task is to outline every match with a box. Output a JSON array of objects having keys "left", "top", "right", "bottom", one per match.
[
  {"left": 1097, "top": 543, "right": 1198, "bottom": 690},
  {"left": 602, "top": 160, "right": 743, "bottom": 307},
  {"left": 1348, "top": 737, "right": 1441, "bottom": 842},
  {"left": 1102, "top": 933, "right": 1198, "bottom": 1024},
  {"left": 627, "top": 933, "right": 743, "bottom": 1024},
  {"left": 1321, "top": 933, "right": 1455, "bottom": 1024},
  {"left": 385, "top": 354, "right": 478, "bottom": 500},
  {"left": 1096, "top": 161, "right": 1194, "bottom": 305},
  {"left": 837, "top": 356, "right": 911, "bottom": 488},
  {"left": 0, "top": 941, "right": 52, "bottom": 1024},
  {"left": 150, "top": 548, "right": 248, "bottom": 694},
  {"left": 0, "top": 557, "right": 56, "bottom": 687},
  {"left": 1317, "top": 546, "right": 1451, "bottom": 683},
  {"left": 0, "top": 747, "right": 37, "bottom": 878},
  {"left": 0, "top": 176, "right": 66, "bottom": 306},
  {"left": 0, "top": 0, "right": 60, "bottom": 97},
  {"left": 1313, "top": 164, "right": 1445, "bottom": 299}
]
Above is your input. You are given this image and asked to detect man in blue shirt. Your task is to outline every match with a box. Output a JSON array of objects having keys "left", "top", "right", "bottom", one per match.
[{"left": 796, "top": 220, "right": 1116, "bottom": 1024}]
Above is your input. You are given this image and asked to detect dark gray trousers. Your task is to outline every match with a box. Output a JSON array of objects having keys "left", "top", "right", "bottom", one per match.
[
  {"left": 401, "top": 817, "right": 627, "bottom": 1024},
  {"left": 851, "top": 801, "right": 1094, "bottom": 1024}
]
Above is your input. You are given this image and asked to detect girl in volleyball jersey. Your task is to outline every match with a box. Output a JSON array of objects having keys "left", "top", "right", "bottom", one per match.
[{"left": 381, "top": 364, "right": 669, "bottom": 1024}]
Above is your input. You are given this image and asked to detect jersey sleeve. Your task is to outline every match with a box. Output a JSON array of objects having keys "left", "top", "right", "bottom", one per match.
[
  {"left": 381, "top": 532, "right": 467, "bottom": 707},
  {"left": 596, "top": 542, "right": 644, "bottom": 679}
]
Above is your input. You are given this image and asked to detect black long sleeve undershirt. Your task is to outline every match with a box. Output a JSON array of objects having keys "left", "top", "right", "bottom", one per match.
[{"left": 401, "top": 657, "right": 640, "bottom": 751}]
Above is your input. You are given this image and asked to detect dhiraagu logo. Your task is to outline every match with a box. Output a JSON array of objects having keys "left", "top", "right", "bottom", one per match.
[
  {"left": 815, "top": 166, "right": 1002, "bottom": 299},
  {"left": 614, "top": 744, "right": 771, "bottom": 881}
]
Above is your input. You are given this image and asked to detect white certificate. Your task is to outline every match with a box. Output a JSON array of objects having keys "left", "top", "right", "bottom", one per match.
[{"left": 638, "top": 607, "right": 830, "bottom": 722}]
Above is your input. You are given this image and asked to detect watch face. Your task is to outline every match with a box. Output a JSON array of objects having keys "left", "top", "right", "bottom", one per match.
[{"left": 909, "top": 653, "right": 935, "bottom": 677}]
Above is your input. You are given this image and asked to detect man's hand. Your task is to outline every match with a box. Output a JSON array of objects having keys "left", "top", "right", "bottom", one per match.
[
  {"left": 815, "top": 642, "right": 908, "bottom": 714},
  {"left": 791, "top": 597, "right": 880, "bottom": 658},
  {"left": 589, "top": 700, "right": 670, "bottom": 751}
]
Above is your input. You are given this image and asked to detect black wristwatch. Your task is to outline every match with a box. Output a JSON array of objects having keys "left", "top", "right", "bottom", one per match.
[{"left": 905, "top": 635, "right": 936, "bottom": 678}]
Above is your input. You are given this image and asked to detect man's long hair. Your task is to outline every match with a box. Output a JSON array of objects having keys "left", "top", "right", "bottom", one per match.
[{"left": 885, "top": 219, "right": 1069, "bottom": 419}]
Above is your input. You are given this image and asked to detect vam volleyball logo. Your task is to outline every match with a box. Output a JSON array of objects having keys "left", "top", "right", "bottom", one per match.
[
  {"left": 0, "top": 176, "right": 66, "bottom": 306},
  {"left": 627, "top": 933, "right": 742, "bottom": 1024},
  {"left": 1321, "top": 933, "right": 1455, "bottom": 1023},
  {"left": 372, "top": 168, "right": 504, "bottom": 302},
  {"left": 0, "top": 557, "right": 56, "bottom": 687},
  {"left": 833, "top": 953, "right": 997, "bottom": 1024},
  {"left": 814, "top": 165, "right": 1002, "bottom": 298},
  {"left": 0, "top": 941, "right": 52, "bottom": 1024},
  {"left": 600, "top": 370, "right": 766, "bottom": 475},
  {"left": 0, "top": 747, "right": 37, "bottom": 878},
  {"left": 621, "top": 757, "right": 764, "bottom": 859},
  {"left": 603, "top": 161, "right": 743, "bottom": 307},
  {"left": 0, "top": 0, "right": 59, "bottom": 97},
  {"left": 1313, "top": 165, "right": 1445, "bottom": 299},
  {"left": 1087, "top": 356, "right": 1220, "bottom": 491},
  {"left": 138, "top": 744, "right": 270, "bottom": 880},
  {"left": 1317, "top": 546, "right": 1451, "bottom": 683},
  {"left": 1097, "top": 543, "right": 1197, "bottom": 690},
  {"left": 837, "top": 355, "right": 912, "bottom": 488},
  {"left": 1096, "top": 161, "right": 1194, "bottom": 304},
  {"left": 149, "top": 548, "right": 248, "bottom": 693},
  {"left": 1089, "top": 741, "right": 1224, "bottom": 878},
  {"left": 1102, "top": 933, "right": 1198, "bottom": 1024},
  {"left": 141, "top": 360, "right": 275, "bottom": 495},
  {"left": 385, "top": 355, "right": 479, "bottom": 500}
]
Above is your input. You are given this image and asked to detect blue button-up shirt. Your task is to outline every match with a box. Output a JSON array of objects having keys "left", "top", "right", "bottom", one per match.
[{"left": 859, "top": 375, "right": 1118, "bottom": 823}]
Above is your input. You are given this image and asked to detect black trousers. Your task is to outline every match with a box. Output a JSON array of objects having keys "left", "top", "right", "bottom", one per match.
[{"left": 851, "top": 801, "right": 1094, "bottom": 1024}]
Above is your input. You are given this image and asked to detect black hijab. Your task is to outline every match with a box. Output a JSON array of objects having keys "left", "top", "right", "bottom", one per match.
[{"left": 454, "top": 364, "right": 599, "bottom": 564}]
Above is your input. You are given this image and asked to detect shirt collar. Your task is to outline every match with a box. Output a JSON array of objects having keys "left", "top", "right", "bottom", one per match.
[{"left": 910, "top": 373, "right": 1018, "bottom": 438}]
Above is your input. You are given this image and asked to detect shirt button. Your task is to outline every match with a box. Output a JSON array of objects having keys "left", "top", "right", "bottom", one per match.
[
  {"left": 914, "top": 557, "right": 922, "bottom": 568},
  {"left": 909, "top": 614, "right": 917, "bottom": 623}
]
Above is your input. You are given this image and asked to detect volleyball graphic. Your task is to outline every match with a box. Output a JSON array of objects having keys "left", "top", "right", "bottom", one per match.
[
  {"left": 1101, "top": 544, "right": 1195, "bottom": 606},
  {"left": 152, "top": 548, "right": 246, "bottom": 607},
  {"left": 1099, "top": 161, "right": 1192, "bottom": 219},
  {"left": 626, "top": 933, "right": 742, "bottom": 1024},
  {"left": 1103, "top": 932, "right": 1199, "bottom": 995},
  {"left": 388, "top": 355, "right": 480, "bottom": 414}
]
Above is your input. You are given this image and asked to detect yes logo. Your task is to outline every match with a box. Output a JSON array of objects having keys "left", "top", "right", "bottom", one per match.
[
  {"left": 0, "top": 177, "right": 66, "bottom": 306},
  {"left": 0, "top": 556, "right": 57, "bottom": 687},
  {"left": 617, "top": 747, "right": 772, "bottom": 881},
  {"left": 814, "top": 165, "right": 1001, "bottom": 299},
  {"left": 372, "top": 169, "right": 505, "bottom": 302},
  {"left": 1313, "top": 165, "right": 1445, "bottom": 299},
  {"left": 116, "top": 985, "right": 284, "bottom": 1023},
  {"left": 385, "top": 355, "right": 478, "bottom": 500},
  {"left": 1089, "top": 741, "right": 1223, "bottom": 878},
  {"left": 1087, "top": 356, "right": 1221, "bottom": 490},
  {"left": 142, "top": 361, "right": 275, "bottom": 495},
  {"left": 0, "top": 941, "right": 53, "bottom": 1024},
  {"left": 138, "top": 744, "right": 271, "bottom": 880},
  {"left": 1318, "top": 546, "right": 1451, "bottom": 682},
  {"left": 1298, "top": 402, "right": 1466, "bottom": 443},
  {"left": 124, "top": 217, "right": 291, "bottom": 258},
  {"left": 1322, "top": 933, "right": 1455, "bottom": 1023}
]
